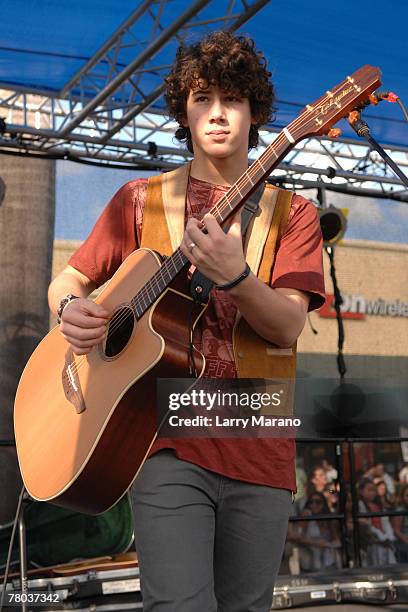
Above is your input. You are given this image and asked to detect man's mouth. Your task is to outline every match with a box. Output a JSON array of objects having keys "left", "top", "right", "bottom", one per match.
[{"left": 207, "top": 130, "right": 229, "bottom": 135}]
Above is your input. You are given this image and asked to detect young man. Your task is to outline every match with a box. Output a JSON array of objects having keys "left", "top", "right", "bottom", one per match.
[{"left": 49, "top": 31, "right": 325, "bottom": 612}]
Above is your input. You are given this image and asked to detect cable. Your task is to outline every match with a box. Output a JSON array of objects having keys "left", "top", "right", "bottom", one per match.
[
  {"left": 397, "top": 98, "right": 408, "bottom": 123},
  {"left": 0, "top": 485, "right": 26, "bottom": 612},
  {"left": 325, "top": 246, "right": 346, "bottom": 379},
  {"left": 187, "top": 302, "right": 199, "bottom": 378},
  {"left": 370, "top": 90, "right": 408, "bottom": 123},
  {"left": 307, "top": 313, "right": 318, "bottom": 335}
]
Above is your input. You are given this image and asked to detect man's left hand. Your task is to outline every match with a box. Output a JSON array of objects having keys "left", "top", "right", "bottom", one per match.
[{"left": 181, "top": 211, "right": 247, "bottom": 285}]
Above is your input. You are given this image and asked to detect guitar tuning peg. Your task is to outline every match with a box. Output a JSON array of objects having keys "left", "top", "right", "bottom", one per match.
[
  {"left": 348, "top": 110, "right": 361, "bottom": 126},
  {"left": 328, "top": 128, "right": 342, "bottom": 138}
]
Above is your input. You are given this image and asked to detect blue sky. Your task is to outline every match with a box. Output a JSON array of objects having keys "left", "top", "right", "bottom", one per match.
[{"left": 55, "top": 161, "right": 408, "bottom": 245}]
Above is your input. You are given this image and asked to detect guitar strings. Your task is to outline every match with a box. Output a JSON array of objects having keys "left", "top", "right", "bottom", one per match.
[
  {"left": 67, "top": 83, "right": 348, "bottom": 376},
  {"left": 106, "top": 70, "right": 366, "bottom": 320},
  {"left": 67, "top": 77, "right": 369, "bottom": 377},
  {"left": 91, "top": 69, "right": 365, "bottom": 337},
  {"left": 104, "top": 130, "right": 292, "bottom": 325},
  {"left": 101, "top": 70, "right": 374, "bottom": 334},
  {"left": 69, "top": 132, "right": 288, "bottom": 374}
]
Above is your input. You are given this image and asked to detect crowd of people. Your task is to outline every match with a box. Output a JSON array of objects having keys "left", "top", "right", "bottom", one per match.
[
  {"left": 358, "top": 464, "right": 408, "bottom": 567},
  {"left": 286, "top": 457, "right": 341, "bottom": 573},
  {"left": 284, "top": 455, "right": 408, "bottom": 573}
]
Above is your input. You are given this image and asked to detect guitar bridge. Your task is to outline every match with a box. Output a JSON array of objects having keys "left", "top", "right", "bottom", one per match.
[{"left": 62, "top": 349, "right": 86, "bottom": 414}]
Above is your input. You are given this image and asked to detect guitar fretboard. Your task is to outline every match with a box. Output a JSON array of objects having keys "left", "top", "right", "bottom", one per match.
[
  {"left": 128, "top": 64, "right": 382, "bottom": 319},
  {"left": 130, "top": 248, "right": 189, "bottom": 319},
  {"left": 130, "top": 129, "right": 294, "bottom": 319}
]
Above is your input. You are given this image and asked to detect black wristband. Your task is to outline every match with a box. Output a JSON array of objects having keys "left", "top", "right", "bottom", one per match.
[{"left": 215, "top": 263, "right": 251, "bottom": 291}]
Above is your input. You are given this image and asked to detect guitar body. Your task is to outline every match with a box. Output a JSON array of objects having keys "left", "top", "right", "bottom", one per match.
[
  {"left": 14, "top": 248, "right": 206, "bottom": 515},
  {"left": 14, "top": 65, "right": 382, "bottom": 515}
]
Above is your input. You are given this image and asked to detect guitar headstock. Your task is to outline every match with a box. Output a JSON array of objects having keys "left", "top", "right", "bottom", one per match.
[{"left": 291, "top": 65, "right": 382, "bottom": 140}]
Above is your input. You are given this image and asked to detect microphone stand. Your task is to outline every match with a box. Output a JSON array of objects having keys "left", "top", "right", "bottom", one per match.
[{"left": 348, "top": 110, "right": 408, "bottom": 188}]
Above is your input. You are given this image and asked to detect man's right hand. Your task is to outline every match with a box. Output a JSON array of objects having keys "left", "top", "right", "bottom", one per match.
[{"left": 59, "top": 298, "right": 110, "bottom": 355}]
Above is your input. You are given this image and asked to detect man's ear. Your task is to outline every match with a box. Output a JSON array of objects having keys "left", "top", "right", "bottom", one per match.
[{"left": 181, "top": 116, "right": 189, "bottom": 128}]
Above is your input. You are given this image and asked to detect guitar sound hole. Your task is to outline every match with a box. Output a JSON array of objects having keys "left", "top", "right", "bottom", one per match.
[{"left": 104, "top": 306, "right": 135, "bottom": 358}]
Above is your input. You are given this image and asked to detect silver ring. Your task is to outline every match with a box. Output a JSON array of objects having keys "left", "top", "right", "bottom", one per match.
[{"left": 188, "top": 242, "right": 196, "bottom": 252}]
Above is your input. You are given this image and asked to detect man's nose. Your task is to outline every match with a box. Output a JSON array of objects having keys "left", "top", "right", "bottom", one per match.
[{"left": 209, "top": 99, "right": 226, "bottom": 122}]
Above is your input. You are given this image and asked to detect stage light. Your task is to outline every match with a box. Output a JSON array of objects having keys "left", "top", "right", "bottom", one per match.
[{"left": 317, "top": 187, "right": 348, "bottom": 246}]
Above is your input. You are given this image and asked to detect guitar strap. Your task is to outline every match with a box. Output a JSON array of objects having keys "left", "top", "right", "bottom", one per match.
[
  {"left": 141, "top": 164, "right": 297, "bottom": 396},
  {"left": 141, "top": 162, "right": 285, "bottom": 277}
]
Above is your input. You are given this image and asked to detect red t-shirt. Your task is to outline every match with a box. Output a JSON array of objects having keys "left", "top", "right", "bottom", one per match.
[{"left": 69, "top": 176, "right": 325, "bottom": 493}]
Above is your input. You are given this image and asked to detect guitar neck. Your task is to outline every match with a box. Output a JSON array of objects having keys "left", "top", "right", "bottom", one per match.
[
  {"left": 130, "top": 63, "right": 383, "bottom": 317},
  {"left": 206, "top": 127, "right": 296, "bottom": 225},
  {"left": 130, "top": 126, "right": 297, "bottom": 319}
]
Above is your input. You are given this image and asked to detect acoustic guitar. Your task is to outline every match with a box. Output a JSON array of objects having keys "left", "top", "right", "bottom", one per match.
[{"left": 14, "top": 65, "right": 381, "bottom": 514}]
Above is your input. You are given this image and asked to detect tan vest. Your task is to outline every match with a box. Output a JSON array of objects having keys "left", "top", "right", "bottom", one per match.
[{"left": 140, "top": 163, "right": 297, "bottom": 402}]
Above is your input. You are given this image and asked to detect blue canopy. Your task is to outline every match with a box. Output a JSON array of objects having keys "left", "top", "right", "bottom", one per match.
[{"left": 1, "top": 0, "right": 407, "bottom": 148}]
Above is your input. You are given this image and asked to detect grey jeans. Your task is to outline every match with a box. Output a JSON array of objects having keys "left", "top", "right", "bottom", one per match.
[{"left": 130, "top": 449, "right": 292, "bottom": 612}]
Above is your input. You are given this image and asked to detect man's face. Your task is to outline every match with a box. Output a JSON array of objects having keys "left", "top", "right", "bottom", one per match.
[{"left": 182, "top": 84, "right": 253, "bottom": 162}]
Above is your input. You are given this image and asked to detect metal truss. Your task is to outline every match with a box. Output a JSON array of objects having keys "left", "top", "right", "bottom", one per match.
[
  {"left": 0, "top": 0, "right": 407, "bottom": 201},
  {"left": 1, "top": 98, "right": 407, "bottom": 201},
  {"left": 257, "top": 128, "right": 408, "bottom": 201},
  {"left": 0, "top": 0, "right": 269, "bottom": 156}
]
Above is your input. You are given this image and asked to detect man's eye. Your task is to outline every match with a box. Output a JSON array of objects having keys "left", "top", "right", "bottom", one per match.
[
  {"left": 226, "top": 95, "right": 242, "bottom": 102},
  {"left": 195, "top": 96, "right": 208, "bottom": 102}
]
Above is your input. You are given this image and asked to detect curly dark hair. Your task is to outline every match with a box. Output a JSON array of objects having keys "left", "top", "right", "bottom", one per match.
[
  {"left": 305, "top": 491, "right": 330, "bottom": 515},
  {"left": 164, "top": 31, "right": 275, "bottom": 153}
]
